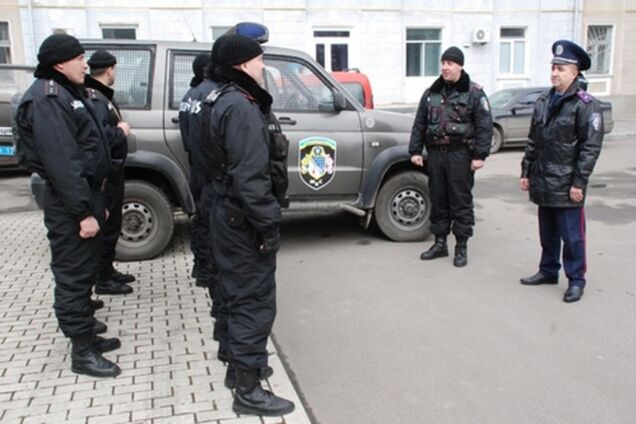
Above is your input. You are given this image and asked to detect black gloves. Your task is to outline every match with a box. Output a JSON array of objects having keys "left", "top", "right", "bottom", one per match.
[{"left": 259, "top": 229, "right": 281, "bottom": 256}]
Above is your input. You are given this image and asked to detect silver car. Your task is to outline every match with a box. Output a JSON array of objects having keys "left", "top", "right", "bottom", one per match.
[{"left": 490, "top": 87, "right": 614, "bottom": 153}]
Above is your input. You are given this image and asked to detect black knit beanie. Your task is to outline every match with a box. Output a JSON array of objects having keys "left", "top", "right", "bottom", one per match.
[
  {"left": 215, "top": 34, "right": 263, "bottom": 67},
  {"left": 37, "top": 34, "right": 85, "bottom": 67},
  {"left": 88, "top": 49, "right": 117, "bottom": 69},
  {"left": 441, "top": 46, "right": 464, "bottom": 66}
]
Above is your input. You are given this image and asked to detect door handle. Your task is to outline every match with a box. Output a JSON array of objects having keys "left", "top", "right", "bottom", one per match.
[
  {"left": 278, "top": 117, "right": 297, "bottom": 125},
  {"left": 171, "top": 116, "right": 179, "bottom": 124}
]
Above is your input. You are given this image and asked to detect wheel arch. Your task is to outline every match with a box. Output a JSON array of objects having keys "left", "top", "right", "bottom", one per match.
[
  {"left": 124, "top": 151, "right": 195, "bottom": 214},
  {"left": 357, "top": 145, "right": 428, "bottom": 209}
]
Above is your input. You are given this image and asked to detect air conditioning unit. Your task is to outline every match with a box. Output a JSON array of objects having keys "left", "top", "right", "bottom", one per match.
[{"left": 472, "top": 27, "right": 490, "bottom": 44}]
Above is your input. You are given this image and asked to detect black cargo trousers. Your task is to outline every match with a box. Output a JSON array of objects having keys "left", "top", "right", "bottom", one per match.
[
  {"left": 43, "top": 184, "right": 105, "bottom": 337},
  {"left": 98, "top": 164, "right": 124, "bottom": 278},
  {"left": 190, "top": 159, "right": 218, "bottom": 290},
  {"left": 427, "top": 144, "right": 475, "bottom": 239},
  {"left": 207, "top": 189, "right": 276, "bottom": 370}
]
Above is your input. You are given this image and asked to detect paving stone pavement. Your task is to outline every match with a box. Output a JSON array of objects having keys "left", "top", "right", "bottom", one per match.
[{"left": 0, "top": 211, "right": 311, "bottom": 424}]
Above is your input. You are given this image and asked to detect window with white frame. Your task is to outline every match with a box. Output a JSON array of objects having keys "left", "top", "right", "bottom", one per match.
[
  {"left": 499, "top": 28, "right": 525, "bottom": 74},
  {"left": 101, "top": 26, "right": 137, "bottom": 40},
  {"left": 211, "top": 26, "right": 231, "bottom": 41},
  {"left": 587, "top": 25, "right": 613, "bottom": 74},
  {"left": 0, "top": 22, "right": 11, "bottom": 64},
  {"left": 406, "top": 28, "right": 441, "bottom": 77}
]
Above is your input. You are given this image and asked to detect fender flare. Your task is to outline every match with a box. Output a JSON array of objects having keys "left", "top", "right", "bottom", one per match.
[
  {"left": 124, "top": 151, "right": 195, "bottom": 214},
  {"left": 356, "top": 145, "right": 426, "bottom": 209}
]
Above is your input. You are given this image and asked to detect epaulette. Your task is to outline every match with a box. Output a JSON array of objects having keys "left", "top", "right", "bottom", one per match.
[
  {"left": 45, "top": 79, "right": 58, "bottom": 97},
  {"left": 87, "top": 88, "right": 99, "bottom": 100},
  {"left": 576, "top": 89, "right": 593, "bottom": 104},
  {"left": 203, "top": 88, "right": 224, "bottom": 105}
]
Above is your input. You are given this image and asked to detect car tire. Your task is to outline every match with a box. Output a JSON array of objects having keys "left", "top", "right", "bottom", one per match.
[
  {"left": 374, "top": 171, "right": 431, "bottom": 242},
  {"left": 490, "top": 126, "right": 503, "bottom": 154},
  {"left": 115, "top": 180, "right": 174, "bottom": 261}
]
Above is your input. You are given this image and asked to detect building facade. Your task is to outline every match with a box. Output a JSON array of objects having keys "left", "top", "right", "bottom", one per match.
[{"left": 3, "top": 0, "right": 634, "bottom": 103}]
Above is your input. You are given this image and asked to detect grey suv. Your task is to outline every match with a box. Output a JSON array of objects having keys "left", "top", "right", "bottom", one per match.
[{"left": 3, "top": 40, "right": 431, "bottom": 261}]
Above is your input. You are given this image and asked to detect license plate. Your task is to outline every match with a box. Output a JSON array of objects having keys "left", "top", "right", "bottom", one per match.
[{"left": 0, "top": 146, "right": 15, "bottom": 156}]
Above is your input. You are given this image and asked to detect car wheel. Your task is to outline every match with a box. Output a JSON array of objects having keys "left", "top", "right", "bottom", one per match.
[
  {"left": 490, "top": 126, "right": 503, "bottom": 154},
  {"left": 115, "top": 180, "right": 174, "bottom": 261},
  {"left": 374, "top": 171, "right": 431, "bottom": 242}
]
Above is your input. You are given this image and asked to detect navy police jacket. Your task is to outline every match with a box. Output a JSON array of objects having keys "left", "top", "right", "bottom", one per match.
[{"left": 521, "top": 80, "right": 604, "bottom": 207}]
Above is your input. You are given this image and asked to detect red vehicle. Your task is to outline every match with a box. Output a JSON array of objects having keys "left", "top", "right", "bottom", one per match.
[{"left": 331, "top": 69, "right": 374, "bottom": 109}]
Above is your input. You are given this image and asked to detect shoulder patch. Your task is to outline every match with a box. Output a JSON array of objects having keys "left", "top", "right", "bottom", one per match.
[
  {"left": 576, "top": 89, "right": 593, "bottom": 104},
  {"left": 590, "top": 112, "right": 602, "bottom": 132},
  {"left": 45, "top": 80, "right": 58, "bottom": 97}
]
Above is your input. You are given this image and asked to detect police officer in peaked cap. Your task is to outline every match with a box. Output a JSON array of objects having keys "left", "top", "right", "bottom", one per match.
[{"left": 520, "top": 40, "right": 604, "bottom": 303}]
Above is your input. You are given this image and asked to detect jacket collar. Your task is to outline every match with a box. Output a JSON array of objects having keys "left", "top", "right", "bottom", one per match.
[
  {"left": 215, "top": 65, "right": 272, "bottom": 114},
  {"left": 430, "top": 70, "right": 471, "bottom": 94},
  {"left": 84, "top": 75, "right": 114, "bottom": 101}
]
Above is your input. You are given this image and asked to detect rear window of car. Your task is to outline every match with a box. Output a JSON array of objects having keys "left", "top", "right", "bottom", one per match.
[
  {"left": 169, "top": 51, "right": 208, "bottom": 110},
  {"left": 85, "top": 46, "right": 154, "bottom": 110}
]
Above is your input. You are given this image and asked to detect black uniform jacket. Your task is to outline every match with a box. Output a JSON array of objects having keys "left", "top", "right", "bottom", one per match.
[
  {"left": 84, "top": 75, "right": 127, "bottom": 161},
  {"left": 15, "top": 75, "right": 110, "bottom": 220},
  {"left": 409, "top": 71, "right": 493, "bottom": 160},
  {"left": 187, "top": 79, "right": 218, "bottom": 179},
  {"left": 521, "top": 80, "right": 603, "bottom": 207},
  {"left": 207, "top": 71, "right": 281, "bottom": 236}
]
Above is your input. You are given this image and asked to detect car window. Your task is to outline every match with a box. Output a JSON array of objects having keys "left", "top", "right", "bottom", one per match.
[
  {"left": 85, "top": 47, "right": 153, "bottom": 109},
  {"left": 489, "top": 90, "right": 516, "bottom": 109},
  {"left": 340, "top": 82, "right": 364, "bottom": 106},
  {"left": 264, "top": 58, "right": 334, "bottom": 112},
  {"left": 170, "top": 51, "right": 207, "bottom": 110},
  {"left": 518, "top": 91, "right": 541, "bottom": 105}
]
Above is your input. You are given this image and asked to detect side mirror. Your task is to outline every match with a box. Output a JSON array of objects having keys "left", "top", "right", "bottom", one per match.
[{"left": 333, "top": 91, "right": 347, "bottom": 112}]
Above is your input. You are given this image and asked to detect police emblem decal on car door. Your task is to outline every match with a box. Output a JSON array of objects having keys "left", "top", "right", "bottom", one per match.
[{"left": 299, "top": 136, "right": 336, "bottom": 190}]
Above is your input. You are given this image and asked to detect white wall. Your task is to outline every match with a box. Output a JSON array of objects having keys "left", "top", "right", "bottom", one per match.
[{"left": 17, "top": 0, "right": 579, "bottom": 103}]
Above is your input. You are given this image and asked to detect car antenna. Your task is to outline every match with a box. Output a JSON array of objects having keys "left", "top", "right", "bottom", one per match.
[{"left": 180, "top": 12, "right": 197, "bottom": 42}]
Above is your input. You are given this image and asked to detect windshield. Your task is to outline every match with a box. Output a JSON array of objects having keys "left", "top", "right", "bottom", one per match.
[{"left": 488, "top": 90, "right": 516, "bottom": 109}]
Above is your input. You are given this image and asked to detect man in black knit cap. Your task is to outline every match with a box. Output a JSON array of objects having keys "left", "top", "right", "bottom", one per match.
[
  {"left": 14, "top": 34, "right": 121, "bottom": 377},
  {"left": 179, "top": 52, "right": 217, "bottom": 290},
  {"left": 409, "top": 46, "right": 493, "bottom": 267},
  {"left": 85, "top": 49, "right": 135, "bottom": 296},
  {"left": 201, "top": 33, "right": 294, "bottom": 416}
]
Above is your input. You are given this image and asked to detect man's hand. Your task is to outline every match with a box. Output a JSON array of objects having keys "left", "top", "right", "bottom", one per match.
[
  {"left": 471, "top": 159, "right": 485, "bottom": 171},
  {"left": 117, "top": 121, "right": 131, "bottom": 137},
  {"left": 570, "top": 186, "right": 584, "bottom": 203},
  {"left": 79, "top": 216, "right": 100, "bottom": 239},
  {"left": 411, "top": 155, "right": 424, "bottom": 167},
  {"left": 520, "top": 178, "right": 529, "bottom": 191},
  {"left": 259, "top": 230, "right": 281, "bottom": 256}
]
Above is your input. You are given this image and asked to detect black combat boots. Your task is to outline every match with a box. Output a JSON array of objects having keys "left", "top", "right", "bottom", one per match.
[
  {"left": 71, "top": 332, "right": 121, "bottom": 377},
  {"left": 224, "top": 364, "right": 274, "bottom": 389},
  {"left": 232, "top": 368, "right": 295, "bottom": 416},
  {"left": 420, "top": 236, "right": 449, "bottom": 260},
  {"left": 453, "top": 237, "right": 468, "bottom": 267}
]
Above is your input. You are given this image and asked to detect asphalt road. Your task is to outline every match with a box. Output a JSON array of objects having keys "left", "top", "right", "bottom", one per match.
[
  {"left": 273, "top": 140, "right": 636, "bottom": 424},
  {"left": 2, "top": 141, "right": 635, "bottom": 423}
]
